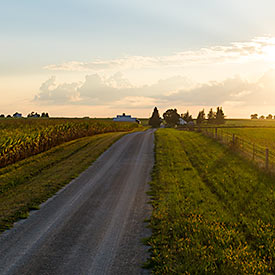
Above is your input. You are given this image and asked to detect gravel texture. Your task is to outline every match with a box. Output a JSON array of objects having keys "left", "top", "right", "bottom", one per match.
[{"left": 0, "top": 129, "right": 155, "bottom": 275}]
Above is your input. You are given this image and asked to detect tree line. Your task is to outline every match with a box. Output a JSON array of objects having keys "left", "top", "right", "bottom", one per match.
[
  {"left": 250, "top": 114, "right": 275, "bottom": 120},
  {"left": 0, "top": 112, "right": 49, "bottom": 118},
  {"left": 149, "top": 107, "right": 225, "bottom": 127}
]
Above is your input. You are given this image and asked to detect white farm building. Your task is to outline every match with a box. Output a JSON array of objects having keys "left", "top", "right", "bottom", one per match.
[
  {"left": 13, "top": 112, "right": 22, "bottom": 118},
  {"left": 113, "top": 113, "right": 140, "bottom": 123},
  {"left": 179, "top": 118, "right": 187, "bottom": 125}
]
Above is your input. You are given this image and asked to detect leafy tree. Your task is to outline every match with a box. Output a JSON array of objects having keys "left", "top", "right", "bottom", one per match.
[
  {"left": 196, "top": 109, "right": 205, "bottom": 125},
  {"left": 182, "top": 110, "right": 193, "bottom": 122},
  {"left": 215, "top": 107, "right": 225, "bottom": 124},
  {"left": 207, "top": 108, "right": 215, "bottom": 124},
  {"left": 266, "top": 114, "right": 273, "bottom": 120},
  {"left": 259, "top": 115, "right": 265, "bottom": 120},
  {"left": 250, "top": 114, "right": 258, "bottom": 119},
  {"left": 163, "top": 109, "right": 180, "bottom": 127},
  {"left": 27, "top": 112, "right": 41, "bottom": 118},
  {"left": 149, "top": 107, "right": 162, "bottom": 128},
  {"left": 41, "top": 112, "right": 49, "bottom": 118},
  {"left": 0, "top": 114, "right": 4, "bottom": 118}
]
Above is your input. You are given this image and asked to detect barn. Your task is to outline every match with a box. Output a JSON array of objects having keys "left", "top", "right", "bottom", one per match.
[{"left": 113, "top": 113, "right": 140, "bottom": 123}]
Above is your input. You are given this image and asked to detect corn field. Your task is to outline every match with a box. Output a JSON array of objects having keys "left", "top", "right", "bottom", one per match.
[{"left": 0, "top": 118, "right": 138, "bottom": 168}]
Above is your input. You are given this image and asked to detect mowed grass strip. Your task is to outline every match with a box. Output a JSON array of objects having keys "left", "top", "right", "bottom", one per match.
[
  {"left": 0, "top": 132, "right": 126, "bottom": 232},
  {"left": 146, "top": 128, "right": 275, "bottom": 274}
]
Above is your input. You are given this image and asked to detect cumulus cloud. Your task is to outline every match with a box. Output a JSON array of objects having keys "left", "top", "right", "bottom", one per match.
[
  {"left": 34, "top": 76, "right": 80, "bottom": 104},
  {"left": 35, "top": 70, "right": 275, "bottom": 110},
  {"left": 167, "top": 77, "right": 253, "bottom": 106},
  {"left": 165, "top": 69, "right": 275, "bottom": 107},
  {"left": 34, "top": 74, "right": 195, "bottom": 107},
  {"left": 44, "top": 36, "right": 275, "bottom": 72}
]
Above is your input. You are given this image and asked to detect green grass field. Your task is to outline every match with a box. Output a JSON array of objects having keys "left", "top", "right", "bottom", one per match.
[
  {"left": 217, "top": 128, "right": 275, "bottom": 151},
  {"left": 0, "top": 132, "right": 127, "bottom": 232},
  {"left": 225, "top": 119, "right": 275, "bottom": 127},
  {"left": 146, "top": 128, "right": 275, "bottom": 274}
]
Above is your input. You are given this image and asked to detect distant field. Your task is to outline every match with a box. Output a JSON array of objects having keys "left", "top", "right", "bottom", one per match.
[
  {"left": 218, "top": 128, "right": 275, "bottom": 151},
  {"left": 138, "top": 118, "right": 149, "bottom": 126},
  {"left": 200, "top": 119, "right": 275, "bottom": 163},
  {"left": 0, "top": 118, "right": 139, "bottom": 168},
  {"left": 147, "top": 129, "right": 275, "bottom": 274},
  {"left": 222, "top": 118, "right": 275, "bottom": 127},
  {"left": 197, "top": 119, "right": 275, "bottom": 127}
]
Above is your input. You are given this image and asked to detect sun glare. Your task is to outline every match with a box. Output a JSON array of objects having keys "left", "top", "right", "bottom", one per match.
[{"left": 263, "top": 45, "right": 275, "bottom": 62}]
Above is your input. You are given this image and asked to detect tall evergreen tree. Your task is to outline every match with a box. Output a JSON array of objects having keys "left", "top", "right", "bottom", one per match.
[
  {"left": 215, "top": 107, "right": 225, "bottom": 124},
  {"left": 207, "top": 108, "right": 215, "bottom": 124},
  {"left": 182, "top": 110, "right": 193, "bottom": 122},
  {"left": 149, "top": 107, "right": 162, "bottom": 127},
  {"left": 196, "top": 109, "right": 205, "bottom": 125}
]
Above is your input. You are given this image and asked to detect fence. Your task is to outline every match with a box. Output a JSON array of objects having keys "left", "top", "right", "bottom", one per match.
[{"left": 196, "top": 127, "right": 275, "bottom": 172}]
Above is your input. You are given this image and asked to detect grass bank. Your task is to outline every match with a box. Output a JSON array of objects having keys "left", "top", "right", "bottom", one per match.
[
  {"left": 146, "top": 128, "right": 275, "bottom": 274},
  {"left": 0, "top": 132, "right": 127, "bottom": 232}
]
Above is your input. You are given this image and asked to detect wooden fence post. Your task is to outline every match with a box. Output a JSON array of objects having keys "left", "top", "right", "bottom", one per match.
[{"left": 266, "top": 148, "right": 269, "bottom": 170}]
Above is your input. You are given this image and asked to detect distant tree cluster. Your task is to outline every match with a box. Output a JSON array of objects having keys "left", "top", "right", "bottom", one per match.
[
  {"left": 251, "top": 113, "right": 275, "bottom": 120},
  {"left": 0, "top": 112, "right": 49, "bottom": 118},
  {"left": 0, "top": 112, "right": 23, "bottom": 118},
  {"left": 197, "top": 107, "right": 225, "bottom": 125},
  {"left": 148, "top": 106, "right": 225, "bottom": 128},
  {"left": 27, "top": 112, "right": 49, "bottom": 118}
]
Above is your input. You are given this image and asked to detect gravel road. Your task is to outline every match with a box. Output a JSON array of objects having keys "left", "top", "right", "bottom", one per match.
[{"left": 0, "top": 129, "right": 155, "bottom": 275}]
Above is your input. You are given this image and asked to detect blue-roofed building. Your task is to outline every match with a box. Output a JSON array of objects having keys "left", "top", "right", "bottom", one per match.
[{"left": 113, "top": 113, "right": 140, "bottom": 123}]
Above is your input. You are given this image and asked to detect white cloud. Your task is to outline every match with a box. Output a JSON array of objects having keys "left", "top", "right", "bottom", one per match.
[
  {"left": 166, "top": 69, "right": 275, "bottom": 107},
  {"left": 34, "top": 74, "right": 196, "bottom": 107},
  {"left": 112, "top": 96, "right": 162, "bottom": 109},
  {"left": 35, "top": 70, "right": 275, "bottom": 112},
  {"left": 34, "top": 76, "right": 81, "bottom": 104},
  {"left": 44, "top": 36, "right": 275, "bottom": 73}
]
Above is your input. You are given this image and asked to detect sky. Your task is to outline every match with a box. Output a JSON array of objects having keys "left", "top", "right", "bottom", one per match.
[{"left": 1, "top": 0, "right": 275, "bottom": 118}]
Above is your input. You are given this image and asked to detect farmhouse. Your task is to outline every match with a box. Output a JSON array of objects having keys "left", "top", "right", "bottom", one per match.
[
  {"left": 179, "top": 118, "right": 187, "bottom": 125},
  {"left": 113, "top": 113, "right": 140, "bottom": 123}
]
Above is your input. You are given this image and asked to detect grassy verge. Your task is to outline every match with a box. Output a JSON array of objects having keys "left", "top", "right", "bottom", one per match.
[
  {"left": 0, "top": 131, "right": 128, "bottom": 232},
  {"left": 146, "top": 128, "right": 275, "bottom": 274}
]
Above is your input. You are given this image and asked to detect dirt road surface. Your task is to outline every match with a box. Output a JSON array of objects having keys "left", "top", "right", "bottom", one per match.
[{"left": 0, "top": 129, "right": 155, "bottom": 275}]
